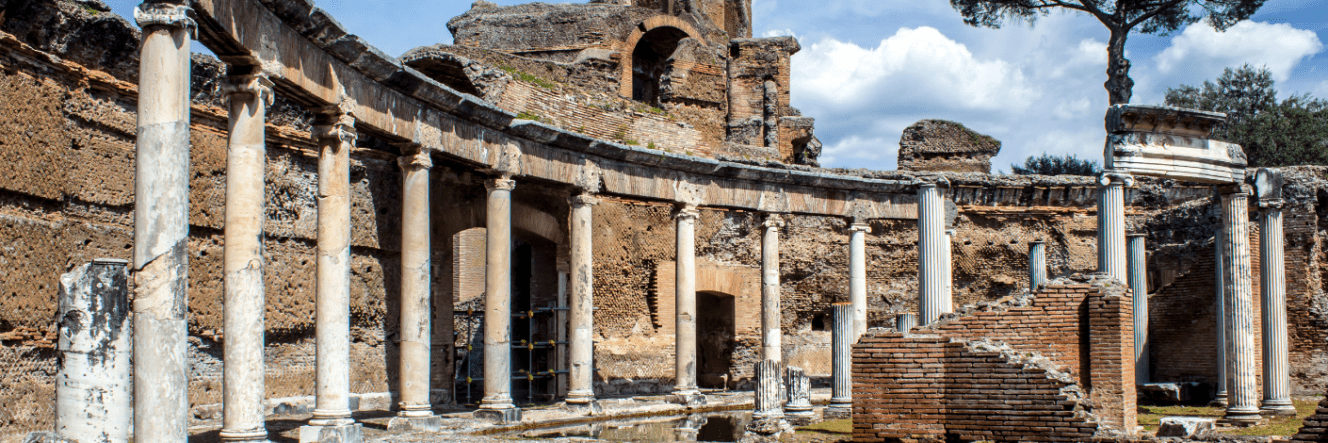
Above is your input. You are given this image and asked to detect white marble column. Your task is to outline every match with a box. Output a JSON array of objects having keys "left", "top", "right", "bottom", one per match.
[
  {"left": 848, "top": 222, "right": 870, "bottom": 341},
  {"left": 566, "top": 193, "right": 599, "bottom": 409},
  {"left": 672, "top": 204, "right": 704, "bottom": 406},
  {"left": 1098, "top": 172, "right": 1132, "bottom": 283},
  {"left": 390, "top": 147, "right": 441, "bottom": 431},
  {"left": 1214, "top": 221, "right": 1228, "bottom": 406},
  {"left": 1029, "top": 241, "right": 1047, "bottom": 290},
  {"left": 56, "top": 260, "right": 132, "bottom": 443},
  {"left": 825, "top": 302, "right": 853, "bottom": 419},
  {"left": 1127, "top": 234, "right": 1148, "bottom": 385},
  {"left": 918, "top": 183, "right": 945, "bottom": 325},
  {"left": 132, "top": 3, "right": 194, "bottom": 441},
  {"left": 477, "top": 176, "right": 521, "bottom": 423},
  {"left": 1259, "top": 198, "right": 1294, "bottom": 415},
  {"left": 303, "top": 106, "right": 363, "bottom": 443},
  {"left": 220, "top": 73, "right": 273, "bottom": 443},
  {"left": 1221, "top": 186, "right": 1261, "bottom": 425},
  {"left": 762, "top": 214, "right": 785, "bottom": 363}
]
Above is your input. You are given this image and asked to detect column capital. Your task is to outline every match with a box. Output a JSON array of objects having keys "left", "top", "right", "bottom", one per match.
[
  {"left": 762, "top": 214, "right": 785, "bottom": 230},
  {"left": 916, "top": 176, "right": 951, "bottom": 189},
  {"left": 674, "top": 203, "right": 700, "bottom": 220},
  {"left": 312, "top": 113, "right": 356, "bottom": 147},
  {"left": 134, "top": 3, "right": 196, "bottom": 37},
  {"left": 1258, "top": 199, "right": 1286, "bottom": 210},
  {"left": 1218, "top": 183, "right": 1253, "bottom": 197},
  {"left": 397, "top": 146, "right": 432, "bottom": 171},
  {"left": 221, "top": 74, "right": 274, "bottom": 108},
  {"left": 1127, "top": 233, "right": 1148, "bottom": 239},
  {"left": 486, "top": 176, "right": 516, "bottom": 192},
  {"left": 1099, "top": 170, "right": 1135, "bottom": 187},
  {"left": 569, "top": 193, "right": 600, "bottom": 208},
  {"left": 848, "top": 222, "right": 871, "bottom": 234}
]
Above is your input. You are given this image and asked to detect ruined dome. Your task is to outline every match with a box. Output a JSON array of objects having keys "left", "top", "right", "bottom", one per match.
[{"left": 897, "top": 119, "right": 1002, "bottom": 174}]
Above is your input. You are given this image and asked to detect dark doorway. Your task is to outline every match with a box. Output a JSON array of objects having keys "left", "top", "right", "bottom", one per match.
[
  {"left": 696, "top": 291, "right": 736, "bottom": 389},
  {"left": 631, "top": 27, "right": 689, "bottom": 106}
]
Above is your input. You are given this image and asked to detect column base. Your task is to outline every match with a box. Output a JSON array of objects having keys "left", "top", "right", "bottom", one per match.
[
  {"left": 744, "top": 417, "right": 792, "bottom": 440},
  {"left": 219, "top": 428, "right": 269, "bottom": 442},
  {"left": 564, "top": 400, "right": 603, "bottom": 415},
  {"left": 1222, "top": 408, "right": 1265, "bottom": 427},
  {"left": 474, "top": 407, "right": 522, "bottom": 424},
  {"left": 1209, "top": 392, "right": 1229, "bottom": 408},
  {"left": 1261, "top": 400, "right": 1298, "bottom": 416},
  {"left": 785, "top": 403, "right": 816, "bottom": 426},
  {"left": 824, "top": 404, "right": 853, "bottom": 420},
  {"left": 668, "top": 391, "right": 707, "bottom": 408},
  {"left": 386, "top": 415, "right": 442, "bottom": 432},
  {"left": 298, "top": 423, "right": 363, "bottom": 443}
]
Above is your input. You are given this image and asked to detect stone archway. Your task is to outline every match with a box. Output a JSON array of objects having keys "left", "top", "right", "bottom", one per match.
[{"left": 617, "top": 16, "right": 705, "bottom": 100}]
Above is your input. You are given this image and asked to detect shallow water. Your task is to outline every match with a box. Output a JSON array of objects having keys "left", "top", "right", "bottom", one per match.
[{"left": 515, "top": 411, "right": 754, "bottom": 442}]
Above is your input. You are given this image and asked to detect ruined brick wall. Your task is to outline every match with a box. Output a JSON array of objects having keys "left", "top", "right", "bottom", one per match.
[{"left": 497, "top": 81, "right": 709, "bottom": 154}]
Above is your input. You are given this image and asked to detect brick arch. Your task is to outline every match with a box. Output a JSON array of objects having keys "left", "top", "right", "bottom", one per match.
[{"left": 617, "top": 15, "right": 706, "bottom": 98}]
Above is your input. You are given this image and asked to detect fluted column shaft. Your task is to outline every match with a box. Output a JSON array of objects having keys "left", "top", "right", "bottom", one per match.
[
  {"left": 942, "top": 230, "right": 954, "bottom": 314},
  {"left": 828, "top": 303, "right": 853, "bottom": 413},
  {"left": 480, "top": 177, "right": 517, "bottom": 411},
  {"left": 918, "top": 184, "right": 945, "bottom": 325},
  {"left": 848, "top": 223, "right": 870, "bottom": 341},
  {"left": 762, "top": 215, "right": 785, "bottom": 363},
  {"left": 397, "top": 148, "right": 434, "bottom": 417},
  {"left": 1029, "top": 241, "right": 1047, "bottom": 290},
  {"left": 1215, "top": 222, "right": 1228, "bottom": 404},
  {"left": 674, "top": 204, "right": 701, "bottom": 397},
  {"left": 1260, "top": 201, "right": 1294, "bottom": 413},
  {"left": 220, "top": 74, "right": 273, "bottom": 442},
  {"left": 566, "top": 194, "right": 599, "bottom": 405},
  {"left": 1222, "top": 187, "right": 1261, "bottom": 424},
  {"left": 132, "top": 3, "right": 194, "bottom": 441},
  {"left": 1098, "top": 172, "right": 1131, "bottom": 283},
  {"left": 312, "top": 110, "right": 356, "bottom": 427},
  {"left": 1127, "top": 234, "right": 1148, "bottom": 384}
]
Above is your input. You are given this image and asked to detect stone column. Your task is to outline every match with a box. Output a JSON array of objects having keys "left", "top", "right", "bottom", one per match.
[
  {"left": 671, "top": 203, "right": 705, "bottom": 406},
  {"left": 918, "top": 183, "right": 945, "bottom": 325},
  {"left": 302, "top": 107, "right": 364, "bottom": 443},
  {"left": 761, "top": 214, "right": 785, "bottom": 363},
  {"left": 848, "top": 222, "right": 870, "bottom": 341},
  {"left": 1259, "top": 198, "right": 1295, "bottom": 415},
  {"left": 389, "top": 147, "right": 442, "bottom": 431},
  {"left": 1029, "top": 241, "right": 1047, "bottom": 290},
  {"left": 57, "top": 260, "right": 132, "bottom": 443},
  {"left": 784, "top": 366, "right": 814, "bottom": 424},
  {"left": 895, "top": 313, "right": 917, "bottom": 334},
  {"left": 826, "top": 302, "right": 853, "bottom": 419},
  {"left": 477, "top": 176, "right": 522, "bottom": 424},
  {"left": 1214, "top": 222, "right": 1228, "bottom": 407},
  {"left": 746, "top": 360, "right": 791, "bottom": 439},
  {"left": 942, "top": 229, "right": 955, "bottom": 314},
  {"left": 1098, "top": 172, "right": 1132, "bottom": 284},
  {"left": 132, "top": 3, "right": 194, "bottom": 441},
  {"left": 1221, "top": 186, "right": 1261, "bottom": 425},
  {"left": 1127, "top": 234, "right": 1148, "bottom": 385},
  {"left": 566, "top": 193, "right": 600, "bottom": 411},
  {"left": 220, "top": 73, "right": 273, "bottom": 443}
]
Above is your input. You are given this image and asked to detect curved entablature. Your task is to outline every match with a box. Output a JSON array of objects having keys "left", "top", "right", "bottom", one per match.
[
  {"left": 1104, "top": 104, "right": 1247, "bottom": 185},
  {"left": 191, "top": 0, "right": 920, "bottom": 219}
]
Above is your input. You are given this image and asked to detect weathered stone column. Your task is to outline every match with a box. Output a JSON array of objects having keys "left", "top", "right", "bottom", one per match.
[
  {"left": 477, "top": 176, "right": 522, "bottom": 424},
  {"left": 672, "top": 203, "right": 705, "bottom": 406},
  {"left": 848, "top": 222, "right": 870, "bottom": 341},
  {"left": 302, "top": 106, "right": 364, "bottom": 443},
  {"left": 389, "top": 146, "right": 442, "bottom": 431},
  {"left": 1221, "top": 185, "right": 1262, "bottom": 425},
  {"left": 220, "top": 73, "right": 273, "bottom": 443},
  {"left": 942, "top": 229, "right": 955, "bottom": 314},
  {"left": 132, "top": 3, "right": 194, "bottom": 441},
  {"left": 1029, "top": 241, "right": 1047, "bottom": 290},
  {"left": 784, "top": 366, "right": 814, "bottom": 424},
  {"left": 57, "top": 260, "right": 132, "bottom": 443},
  {"left": 1098, "top": 172, "right": 1132, "bottom": 284},
  {"left": 1214, "top": 222, "right": 1228, "bottom": 407},
  {"left": 746, "top": 360, "right": 791, "bottom": 439},
  {"left": 895, "top": 313, "right": 917, "bottom": 334},
  {"left": 826, "top": 302, "right": 853, "bottom": 419},
  {"left": 918, "top": 183, "right": 946, "bottom": 325},
  {"left": 1256, "top": 170, "right": 1294, "bottom": 414},
  {"left": 566, "top": 193, "right": 599, "bottom": 410},
  {"left": 1127, "top": 234, "right": 1149, "bottom": 385},
  {"left": 762, "top": 214, "right": 785, "bottom": 363}
]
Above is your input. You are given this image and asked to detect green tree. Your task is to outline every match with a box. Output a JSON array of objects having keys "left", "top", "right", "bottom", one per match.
[
  {"left": 949, "top": 0, "right": 1266, "bottom": 105},
  {"left": 1165, "top": 65, "right": 1328, "bottom": 167},
  {"left": 1011, "top": 154, "right": 1102, "bottom": 176}
]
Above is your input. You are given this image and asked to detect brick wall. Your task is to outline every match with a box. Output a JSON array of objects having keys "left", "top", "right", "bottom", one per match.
[{"left": 497, "top": 81, "right": 709, "bottom": 155}]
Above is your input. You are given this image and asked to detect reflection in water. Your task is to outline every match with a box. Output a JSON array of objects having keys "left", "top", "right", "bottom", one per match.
[{"left": 517, "top": 411, "right": 753, "bottom": 442}]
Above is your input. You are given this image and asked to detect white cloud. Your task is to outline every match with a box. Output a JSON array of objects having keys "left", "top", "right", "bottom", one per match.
[
  {"left": 762, "top": 28, "right": 797, "bottom": 38},
  {"left": 1154, "top": 21, "right": 1323, "bottom": 83},
  {"left": 1314, "top": 80, "right": 1328, "bottom": 99},
  {"left": 819, "top": 135, "right": 895, "bottom": 167}
]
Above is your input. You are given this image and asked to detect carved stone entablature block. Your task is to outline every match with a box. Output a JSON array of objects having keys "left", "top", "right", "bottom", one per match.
[{"left": 1104, "top": 105, "right": 1247, "bottom": 185}]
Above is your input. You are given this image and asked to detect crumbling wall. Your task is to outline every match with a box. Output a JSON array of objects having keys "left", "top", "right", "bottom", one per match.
[{"left": 897, "top": 119, "right": 1002, "bottom": 174}]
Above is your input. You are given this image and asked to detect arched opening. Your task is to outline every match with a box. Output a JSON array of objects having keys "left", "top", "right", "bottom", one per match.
[
  {"left": 631, "top": 26, "right": 689, "bottom": 106},
  {"left": 510, "top": 233, "right": 560, "bottom": 404},
  {"left": 696, "top": 290, "right": 736, "bottom": 389}
]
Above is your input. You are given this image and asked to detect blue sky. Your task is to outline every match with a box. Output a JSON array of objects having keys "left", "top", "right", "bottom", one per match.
[{"left": 104, "top": 0, "right": 1328, "bottom": 172}]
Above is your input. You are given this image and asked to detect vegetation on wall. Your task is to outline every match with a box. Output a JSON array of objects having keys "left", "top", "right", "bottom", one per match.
[{"left": 1011, "top": 153, "right": 1102, "bottom": 176}]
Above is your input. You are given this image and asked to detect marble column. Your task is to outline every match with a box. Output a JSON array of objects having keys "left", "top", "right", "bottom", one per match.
[
  {"left": 566, "top": 193, "right": 600, "bottom": 409},
  {"left": 1098, "top": 172, "right": 1132, "bottom": 284},
  {"left": 826, "top": 302, "right": 853, "bottom": 419},
  {"left": 302, "top": 108, "right": 363, "bottom": 443},
  {"left": 1259, "top": 198, "right": 1295, "bottom": 415},
  {"left": 746, "top": 360, "right": 791, "bottom": 439},
  {"left": 672, "top": 203, "right": 704, "bottom": 406},
  {"left": 477, "top": 176, "right": 521, "bottom": 423},
  {"left": 1214, "top": 221, "right": 1228, "bottom": 407},
  {"left": 761, "top": 214, "right": 785, "bottom": 363},
  {"left": 1029, "top": 241, "right": 1047, "bottom": 290},
  {"left": 848, "top": 222, "right": 870, "bottom": 341},
  {"left": 132, "top": 3, "right": 194, "bottom": 440},
  {"left": 784, "top": 366, "right": 814, "bottom": 424},
  {"left": 220, "top": 73, "right": 273, "bottom": 443},
  {"left": 942, "top": 230, "right": 955, "bottom": 314},
  {"left": 56, "top": 260, "right": 132, "bottom": 443},
  {"left": 918, "top": 183, "right": 945, "bottom": 325},
  {"left": 1221, "top": 186, "right": 1261, "bottom": 425},
  {"left": 389, "top": 147, "right": 441, "bottom": 431},
  {"left": 1127, "top": 234, "right": 1148, "bottom": 385},
  {"left": 895, "top": 313, "right": 917, "bottom": 334}
]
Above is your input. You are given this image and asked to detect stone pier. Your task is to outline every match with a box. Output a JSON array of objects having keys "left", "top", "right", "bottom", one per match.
[
  {"left": 918, "top": 183, "right": 945, "bottom": 325},
  {"left": 943, "top": 229, "right": 954, "bottom": 314},
  {"left": 848, "top": 222, "right": 870, "bottom": 340},
  {"left": 566, "top": 193, "right": 600, "bottom": 411},
  {"left": 389, "top": 147, "right": 441, "bottom": 431},
  {"left": 1221, "top": 185, "right": 1261, "bottom": 425},
  {"left": 762, "top": 215, "right": 785, "bottom": 363},
  {"left": 826, "top": 302, "right": 853, "bottom": 419},
  {"left": 671, "top": 204, "right": 705, "bottom": 407},
  {"left": 1098, "top": 172, "right": 1131, "bottom": 284},
  {"left": 302, "top": 106, "right": 364, "bottom": 443},
  {"left": 477, "top": 176, "right": 521, "bottom": 424},
  {"left": 1029, "top": 241, "right": 1047, "bottom": 290},
  {"left": 1256, "top": 169, "right": 1295, "bottom": 415},
  {"left": 1128, "top": 234, "right": 1148, "bottom": 384},
  {"left": 132, "top": 3, "right": 195, "bottom": 440},
  {"left": 220, "top": 73, "right": 273, "bottom": 443},
  {"left": 56, "top": 260, "right": 132, "bottom": 443}
]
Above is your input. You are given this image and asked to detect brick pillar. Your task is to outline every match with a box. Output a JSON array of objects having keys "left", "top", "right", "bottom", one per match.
[{"left": 1088, "top": 281, "right": 1137, "bottom": 437}]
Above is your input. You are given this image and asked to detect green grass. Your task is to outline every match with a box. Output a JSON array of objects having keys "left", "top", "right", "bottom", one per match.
[
  {"left": 499, "top": 66, "right": 558, "bottom": 90},
  {"left": 1139, "top": 399, "right": 1319, "bottom": 436},
  {"left": 798, "top": 418, "right": 851, "bottom": 435}
]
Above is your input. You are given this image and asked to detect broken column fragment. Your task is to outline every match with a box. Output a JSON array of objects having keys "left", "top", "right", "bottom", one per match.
[
  {"left": 746, "top": 359, "right": 791, "bottom": 439},
  {"left": 826, "top": 302, "right": 853, "bottom": 419},
  {"left": 1029, "top": 241, "right": 1047, "bottom": 290},
  {"left": 784, "top": 366, "right": 814, "bottom": 425},
  {"left": 56, "top": 259, "right": 131, "bottom": 443}
]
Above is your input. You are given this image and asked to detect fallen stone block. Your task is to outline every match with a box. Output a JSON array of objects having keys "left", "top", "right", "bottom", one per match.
[{"left": 1156, "top": 416, "right": 1215, "bottom": 438}]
